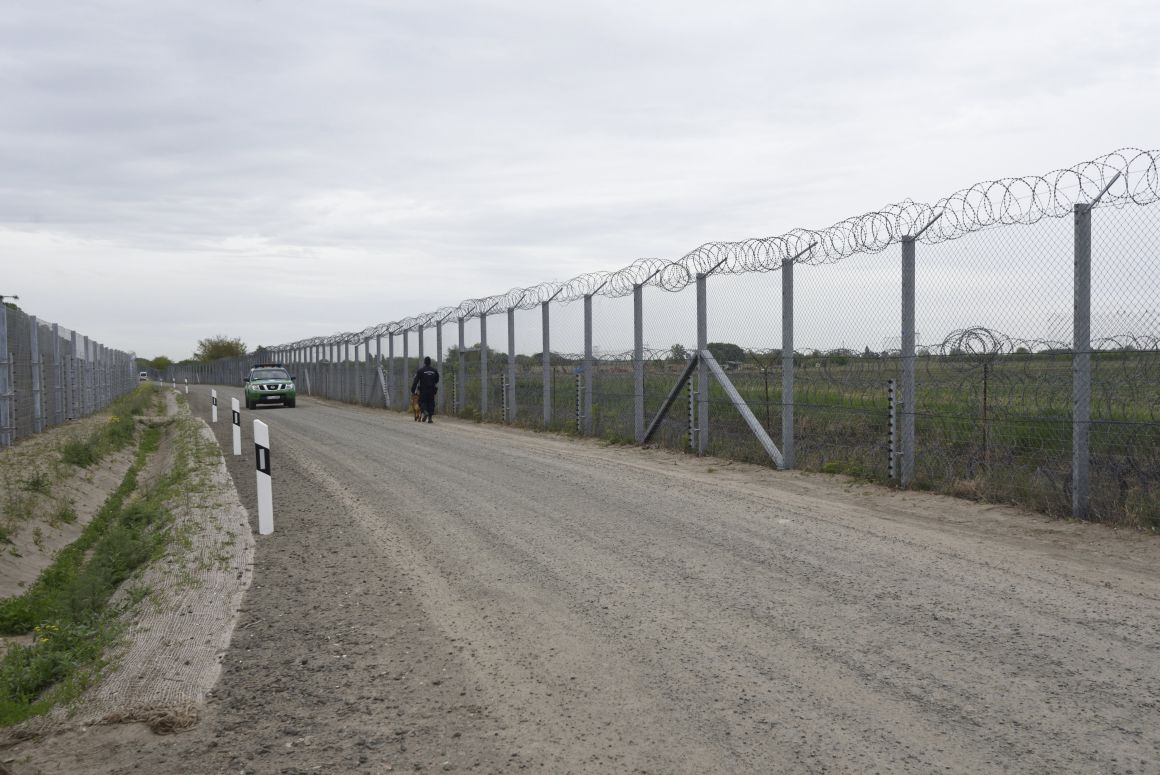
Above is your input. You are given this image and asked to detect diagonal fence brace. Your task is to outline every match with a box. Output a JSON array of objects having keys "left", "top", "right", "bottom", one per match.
[
  {"left": 641, "top": 353, "right": 700, "bottom": 445},
  {"left": 699, "top": 350, "right": 785, "bottom": 469}
]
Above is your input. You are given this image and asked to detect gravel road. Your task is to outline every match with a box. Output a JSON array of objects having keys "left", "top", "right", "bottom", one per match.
[{"left": 16, "top": 389, "right": 1160, "bottom": 774}]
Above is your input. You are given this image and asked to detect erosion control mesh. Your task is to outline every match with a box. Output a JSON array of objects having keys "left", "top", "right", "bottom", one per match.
[{"left": 1, "top": 399, "right": 254, "bottom": 742}]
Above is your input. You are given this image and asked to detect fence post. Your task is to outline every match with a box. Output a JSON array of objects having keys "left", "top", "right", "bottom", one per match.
[
  {"left": 435, "top": 323, "right": 444, "bottom": 414},
  {"left": 501, "top": 374, "right": 508, "bottom": 422},
  {"left": 52, "top": 324, "right": 62, "bottom": 427},
  {"left": 633, "top": 284, "right": 645, "bottom": 442},
  {"left": 480, "top": 312, "right": 489, "bottom": 416},
  {"left": 401, "top": 332, "right": 411, "bottom": 408},
  {"left": 387, "top": 332, "right": 396, "bottom": 409},
  {"left": 457, "top": 317, "right": 466, "bottom": 414},
  {"left": 375, "top": 334, "right": 382, "bottom": 401},
  {"left": 542, "top": 300, "right": 551, "bottom": 426},
  {"left": 688, "top": 377, "right": 696, "bottom": 450},
  {"left": 887, "top": 379, "right": 897, "bottom": 479},
  {"left": 93, "top": 342, "right": 101, "bottom": 410},
  {"left": 344, "top": 341, "right": 352, "bottom": 403},
  {"left": 1073, "top": 202, "right": 1092, "bottom": 518},
  {"left": 0, "top": 304, "right": 10, "bottom": 447},
  {"left": 781, "top": 256, "right": 795, "bottom": 468},
  {"left": 83, "top": 336, "right": 92, "bottom": 415},
  {"left": 30, "top": 316, "right": 43, "bottom": 433},
  {"left": 507, "top": 306, "right": 517, "bottom": 423},
  {"left": 583, "top": 294, "right": 594, "bottom": 434},
  {"left": 100, "top": 344, "right": 107, "bottom": 408},
  {"left": 576, "top": 371, "right": 583, "bottom": 433},
  {"left": 900, "top": 236, "right": 916, "bottom": 487},
  {"left": 364, "top": 337, "right": 372, "bottom": 404},
  {"left": 69, "top": 331, "right": 79, "bottom": 419},
  {"left": 696, "top": 273, "right": 708, "bottom": 454}
]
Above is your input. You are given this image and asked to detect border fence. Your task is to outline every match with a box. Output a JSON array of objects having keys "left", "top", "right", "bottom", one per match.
[
  {"left": 174, "top": 148, "right": 1160, "bottom": 526},
  {"left": 0, "top": 305, "right": 139, "bottom": 447}
]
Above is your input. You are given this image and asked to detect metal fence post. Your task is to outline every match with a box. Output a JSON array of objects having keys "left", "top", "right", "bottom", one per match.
[
  {"left": 435, "top": 321, "right": 444, "bottom": 414},
  {"left": 457, "top": 317, "right": 466, "bottom": 414},
  {"left": 696, "top": 273, "right": 708, "bottom": 455},
  {"left": 480, "top": 312, "right": 489, "bottom": 416},
  {"left": 69, "top": 331, "right": 79, "bottom": 419},
  {"left": 0, "top": 304, "right": 10, "bottom": 447},
  {"left": 82, "top": 336, "right": 91, "bottom": 416},
  {"left": 403, "top": 331, "right": 412, "bottom": 407},
  {"left": 576, "top": 371, "right": 583, "bottom": 433},
  {"left": 541, "top": 289, "right": 563, "bottom": 426},
  {"left": 30, "top": 316, "right": 43, "bottom": 433},
  {"left": 900, "top": 237, "right": 916, "bottom": 487},
  {"left": 633, "top": 283, "right": 645, "bottom": 443},
  {"left": 364, "top": 337, "right": 372, "bottom": 404},
  {"left": 388, "top": 332, "right": 396, "bottom": 409},
  {"left": 542, "top": 300, "right": 551, "bottom": 426},
  {"left": 344, "top": 340, "right": 352, "bottom": 403},
  {"left": 781, "top": 256, "right": 795, "bottom": 468},
  {"left": 583, "top": 294, "right": 594, "bottom": 434},
  {"left": 507, "top": 306, "right": 517, "bottom": 423},
  {"left": 52, "top": 323, "right": 62, "bottom": 427},
  {"left": 1073, "top": 202, "right": 1092, "bottom": 518}
]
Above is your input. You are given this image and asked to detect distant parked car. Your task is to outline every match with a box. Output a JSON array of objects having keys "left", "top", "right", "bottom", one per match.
[{"left": 139, "top": 371, "right": 148, "bottom": 381}]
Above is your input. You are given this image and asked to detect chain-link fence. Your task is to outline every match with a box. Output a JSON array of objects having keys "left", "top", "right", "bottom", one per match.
[
  {"left": 173, "top": 148, "right": 1160, "bottom": 527},
  {"left": 0, "top": 306, "right": 139, "bottom": 447}
]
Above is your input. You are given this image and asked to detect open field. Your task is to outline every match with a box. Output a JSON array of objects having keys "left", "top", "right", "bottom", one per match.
[{"left": 426, "top": 349, "right": 1160, "bottom": 528}]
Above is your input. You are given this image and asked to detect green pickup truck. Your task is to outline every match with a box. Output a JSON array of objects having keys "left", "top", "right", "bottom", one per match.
[{"left": 244, "top": 364, "right": 297, "bottom": 409}]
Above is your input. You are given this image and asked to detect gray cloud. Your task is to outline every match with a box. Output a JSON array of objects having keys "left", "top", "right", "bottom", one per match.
[{"left": 2, "top": 0, "right": 1159, "bottom": 358}]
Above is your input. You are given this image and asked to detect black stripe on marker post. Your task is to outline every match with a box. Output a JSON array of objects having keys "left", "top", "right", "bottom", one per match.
[
  {"left": 255, "top": 443, "right": 271, "bottom": 476},
  {"left": 232, "top": 410, "right": 240, "bottom": 426}
]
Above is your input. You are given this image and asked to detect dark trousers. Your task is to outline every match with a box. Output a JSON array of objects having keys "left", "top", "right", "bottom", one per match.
[{"left": 418, "top": 391, "right": 436, "bottom": 417}]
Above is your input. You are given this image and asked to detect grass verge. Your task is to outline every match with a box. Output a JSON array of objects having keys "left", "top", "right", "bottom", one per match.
[
  {"left": 58, "top": 385, "right": 158, "bottom": 469},
  {"left": 0, "top": 392, "right": 195, "bottom": 727}
]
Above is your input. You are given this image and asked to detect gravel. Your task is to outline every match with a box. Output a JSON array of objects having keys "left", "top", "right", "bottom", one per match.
[{"left": 9, "top": 388, "right": 1160, "bottom": 774}]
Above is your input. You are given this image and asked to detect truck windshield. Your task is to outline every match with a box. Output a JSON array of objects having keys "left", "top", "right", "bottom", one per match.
[{"left": 251, "top": 369, "right": 290, "bottom": 380}]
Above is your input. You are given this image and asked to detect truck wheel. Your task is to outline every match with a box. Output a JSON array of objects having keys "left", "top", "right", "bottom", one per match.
[{"left": 286, "top": 398, "right": 296, "bottom": 408}]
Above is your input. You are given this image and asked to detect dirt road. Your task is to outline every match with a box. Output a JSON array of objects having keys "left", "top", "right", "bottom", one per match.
[{"left": 14, "top": 389, "right": 1160, "bottom": 773}]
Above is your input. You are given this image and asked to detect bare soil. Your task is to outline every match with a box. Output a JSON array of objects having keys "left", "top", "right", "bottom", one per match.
[{"left": 4, "top": 387, "right": 1160, "bottom": 774}]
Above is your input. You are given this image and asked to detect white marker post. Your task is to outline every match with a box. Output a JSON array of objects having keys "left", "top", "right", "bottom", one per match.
[
  {"left": 211, "top": 389, "right": 218, "bottom": 422},
  {"left": 184, "top": 378, "right": 189, "bottom": 394},
  {"left": 253, "top": 419, "right": 273, "bottom": 535},
  {"left": 231, "top": 397, "right": 241, "bottom": 456}
]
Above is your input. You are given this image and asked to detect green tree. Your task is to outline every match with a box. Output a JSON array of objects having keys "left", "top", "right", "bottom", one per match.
[
  {"left": 707, "top": 342, "right": 745, "bottom": 363},
  {"left": 194, "top": 335, "right": 247, "bottom": 362},
  {"left": 669, "top": 343, "right": 688, "bottom": 362},
  {"left": 142, "top": 355, "right": 174, "bottom": 370}
]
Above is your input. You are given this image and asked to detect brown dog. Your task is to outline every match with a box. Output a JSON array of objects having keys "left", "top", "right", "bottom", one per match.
[{"left": 411, "top": 392, "right": 422, "bottom": 421}]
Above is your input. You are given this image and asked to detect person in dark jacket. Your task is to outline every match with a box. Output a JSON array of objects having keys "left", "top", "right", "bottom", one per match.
[{"left": 411, "top": 356, "right": 440, "bottom": 423}]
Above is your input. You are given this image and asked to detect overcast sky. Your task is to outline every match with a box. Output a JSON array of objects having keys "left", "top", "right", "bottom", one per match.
[{"left": 3, "top": 0, "right": 1158, "bottom": 359}]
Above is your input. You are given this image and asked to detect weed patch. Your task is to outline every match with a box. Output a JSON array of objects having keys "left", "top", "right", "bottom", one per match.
[
  {"left": 0, "top": 411, "right": 192, "bottom": 726},
  {"left": 58, "top": 386, "right": 158, "bottom": 470}
]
